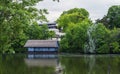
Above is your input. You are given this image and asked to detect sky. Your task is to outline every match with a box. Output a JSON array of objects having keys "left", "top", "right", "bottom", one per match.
[{"left": 35, "top": 0, "right": 120, "bottom": 22}]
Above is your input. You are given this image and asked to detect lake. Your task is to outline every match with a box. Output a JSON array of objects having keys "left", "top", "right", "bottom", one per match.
[{"left": 0, "top": 54, "right": 120, "bottom": 74}]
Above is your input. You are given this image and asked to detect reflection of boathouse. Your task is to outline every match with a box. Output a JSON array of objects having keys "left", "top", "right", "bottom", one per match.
[
  {"left": 24, "top": 40, "right": 63, "bottom": 73},
  {"left": 24, "top": 54, "right": 64, "bottom": 74},
  {"left": 25, "top": 58, "right": 58, "bottom": 67},
  {"left": 24, "top": 40, "right": 59, "bottom": 54}
]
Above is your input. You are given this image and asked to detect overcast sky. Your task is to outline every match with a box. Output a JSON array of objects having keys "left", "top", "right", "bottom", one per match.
[{"left": 35, "top": 0, "right": 120, "bottom": 22}]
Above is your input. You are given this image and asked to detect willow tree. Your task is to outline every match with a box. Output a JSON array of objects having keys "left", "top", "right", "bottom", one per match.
[{"left": 0, "top": 0, "right": 48, "bottom": 53}]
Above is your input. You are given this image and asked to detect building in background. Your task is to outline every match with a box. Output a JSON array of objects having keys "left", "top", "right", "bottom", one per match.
[{"left": 39, "top": 22, "right": 65, "bottom": 40}]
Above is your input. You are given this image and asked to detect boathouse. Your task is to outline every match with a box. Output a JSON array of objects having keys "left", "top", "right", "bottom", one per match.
[{"left": 24, "top": 40, "right": 59, "bottom": 54}]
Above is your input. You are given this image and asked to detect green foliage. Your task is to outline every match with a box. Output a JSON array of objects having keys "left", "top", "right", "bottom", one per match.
[
  {"left": 25, "top": 24, "right": 48, "bottom": 39},
  {"left": 97, "top": 44, "right": 110, "bottom": 53},
  {"left": 58, "top": 8, "right": 92, "bottom": 53},
  {"left": 59, "top": 6, "right": 120, "bottom": 54},
  {"left": 60, "top": 22, "right": 91, "bottom": 53},
  {"left": 61, "top": 8, "right": 89, "bottom": 18},
  {"left": 25, "top": 24, "right": 55, "bottom": 40},
  {"left": 96, "top": 5, "right": 120, "bottom": 29},
  {"left": 111, "top": 42, "right": 120, "bottom": 53},
  {"left": 95, "top": 16, "right": 109, "bottom": 28},
  {"left": 90, "top": 24, "right": 120, "bottom": 53},
  {"left": 109, "top": 28, "right": 120, "bottom": 42},
  {"left": 57, "top": 8, "right": 91, "bottom": 32},
  {"left": 60, "top": 22, "right": 120, "bottom": 53},
  {"left": 0, "top": 0, "right": 49, "bottom": 53},
  {"left": 109, "top": 28, "right": 120, "bottom": 53},
  {"left": 48, "top": 30, "right": 56, "bottom": 39},
  {"left": 94, "top": 5, "right": 120, "bottom": 53},
  {"left": 90, "top": 23, "right": 110, "bottom": 53},
  {"left": 107, "top": 5, "right": 120, "bottom": 29}
]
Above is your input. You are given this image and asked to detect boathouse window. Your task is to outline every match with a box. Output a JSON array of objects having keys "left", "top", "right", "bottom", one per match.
[
  {"left": 28, "top": 48, "right": 34, "bottom": 51},
  {"left": 42, "top": 48, "right": 48, "bottom": 51},
  {"left": 49, "top": 48, "right": 56, "bottom": 51},
  {"left": 34, "top": 48, "right": 49, "bottom": 51},
  {"left": 34, "top": 48, "right": 39, "bottom": 51},
  {"left": 28, "top": 47, "right": 57, "bottom": 52}
]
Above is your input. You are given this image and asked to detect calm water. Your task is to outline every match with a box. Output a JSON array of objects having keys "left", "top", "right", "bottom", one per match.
[{"left": 0, "top": 54, "right": 120, "bottom": 74}]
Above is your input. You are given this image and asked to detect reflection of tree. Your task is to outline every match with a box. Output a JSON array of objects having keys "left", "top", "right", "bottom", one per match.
[
  {"left": 109, "top": 55, "right": 120, "bottom": 74},
  {"left": 0, "top": 54, "right": 54, "bottom": 74},
  {"left": 60, "top": 55, "right": 120, "bottom": 74},
  {"left": 84, "top": 55, "right": 96, "bottom": 74},
  {"left": 60, "top": 56, "right": 88, "bottom": 74}
]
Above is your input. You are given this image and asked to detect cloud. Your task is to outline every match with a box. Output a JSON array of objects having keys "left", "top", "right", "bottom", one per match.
[{"left": 35, "top": 0, "right": 120, "bottom": 22}]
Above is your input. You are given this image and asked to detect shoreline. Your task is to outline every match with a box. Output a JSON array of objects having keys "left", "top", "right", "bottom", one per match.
[{"left": 0, "top": 53, "right": 120, "bottom": 55}]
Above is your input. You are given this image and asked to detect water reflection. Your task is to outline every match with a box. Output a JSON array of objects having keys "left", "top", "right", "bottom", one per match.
[
  {"left": 27, "top": 54, "right": 58, "bottom": 59},
  {"left": 25, "top": 54, "right": 59, "bottom": 67},
  {"left": 84, "top": 55, "right": 96, "bottom": 74},
  {"left": 0, "top": 54, "right": 55, "bottom": 74},
  {"left": 0, "top": 54, "right": 120, "bottom": 74},
  {"left": 25, "top": 54, "right": 64, "bottom": 74},
  {"left": 60, "top": 55, "right": 120, "bottom": 74}
]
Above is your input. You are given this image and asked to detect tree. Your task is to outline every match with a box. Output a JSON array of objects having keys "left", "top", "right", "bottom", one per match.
[
  {"left": 89, "top": 23, "right": 120, "bottom": 53},
  {"left": 0, "top": 0, "right": 48, "bottom": 53},
  {"left": 95, "top": 5, "right": 120, "bottom": 53},
  {"left": 58, "top": 8, "right": 92, "bottom": 53},
  {"left": 57, "top": 8, "right": 91, "bottom": 32},
  {"left": 90, "top": 23, "right": 111, "bottom": 53},
  {"left": 60, "top": 22, "right": 91, "bottom": 53},
  {"left": 48, "top": 30, "right": 56, "bottom": 39},
  {"left": 109, "top": 28, "right": 120, "bottom": 53},
  {"left": 95, "top": 16, "right": 109, "bottom": 28},
  {"left": 25, "top": 24, "right": 49, "bottom": 40},
  {"left": 96, "top": 5, "right": 120, "bottom": 29},
  {"left": 107, "top": 5, "right": 120, "bottom": 29}
]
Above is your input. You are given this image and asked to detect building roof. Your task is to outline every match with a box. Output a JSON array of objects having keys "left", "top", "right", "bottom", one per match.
[{"left": 24, "top": 40, "right": 58, "bottom": 48}]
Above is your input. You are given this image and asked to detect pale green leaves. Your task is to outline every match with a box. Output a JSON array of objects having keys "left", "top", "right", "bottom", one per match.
[{"left": 57, "top": 8, "right": 90, "bottom": 32}]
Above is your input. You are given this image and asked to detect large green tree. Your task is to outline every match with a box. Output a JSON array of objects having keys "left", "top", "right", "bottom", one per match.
[
  {"left": 0, "top": 0, "right": 48, "bottom": 53},
  {"left": 87, "top": 23, "right": 120, "bottom": 53},
  {"left": 57, "top": 8, "right": 91, "bottom": 32},
  {"left": 95, "top": 5, "right": 120, "bottom": 53},
  {"left": 89, "top": 23, "right": 111, "bottom": 53},
  {"left": 96, "top": 5, "right": 120, "bottom": 29},
  {"left": 58, "top": 8, "right": 92, "bottom": 53},
  {"left": 60, "top": 22, "right": 91, "bottom": 53}
]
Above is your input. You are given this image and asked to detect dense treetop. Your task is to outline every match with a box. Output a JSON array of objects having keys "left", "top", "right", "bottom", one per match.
[
  {"left": 96, "top": 5, "right": 120, "bottom": 29},
  {"left": 57, "top": 8, "right": 91, "bottom": 32}
]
